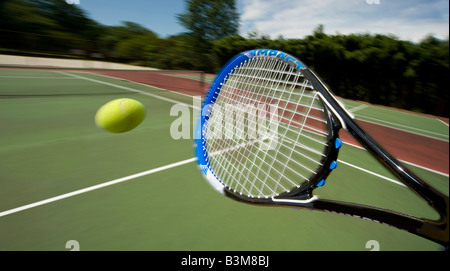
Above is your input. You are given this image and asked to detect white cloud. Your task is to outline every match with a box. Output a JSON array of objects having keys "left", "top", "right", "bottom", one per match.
[{"left": 239, "top": 0, "right": 449, "bottom": 42}]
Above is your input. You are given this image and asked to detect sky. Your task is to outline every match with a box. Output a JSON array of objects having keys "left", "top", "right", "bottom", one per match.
[{"left": 75, "top": 0, "right": 449, "bottom": 42}]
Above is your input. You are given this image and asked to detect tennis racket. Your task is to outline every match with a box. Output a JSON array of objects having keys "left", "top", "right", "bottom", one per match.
[{"left": 194, "top": 49, "right": 448, "bottom": 247}]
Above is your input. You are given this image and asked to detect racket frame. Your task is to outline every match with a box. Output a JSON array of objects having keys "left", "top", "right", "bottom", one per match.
[{"left": 195, "top": 49, "right": 449, "bottom": 247}]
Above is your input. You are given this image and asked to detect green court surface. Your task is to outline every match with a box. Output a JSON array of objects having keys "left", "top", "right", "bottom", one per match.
[
  {"left": 342, "top": 99, "right": 449, "bottom": 141},
  {"left": 0, "top": 68, "right": 448, "bottom": 251}
]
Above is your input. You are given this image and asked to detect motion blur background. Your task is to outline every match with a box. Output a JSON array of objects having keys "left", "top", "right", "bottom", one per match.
[
  {"left": 0, "top": 0, "right": 448, "bottom": 116},
  {"left": 0, "top": 0, "right": 449, "bottom": 251}
]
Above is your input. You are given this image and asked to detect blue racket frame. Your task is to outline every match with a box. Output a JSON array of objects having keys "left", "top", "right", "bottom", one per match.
[{"left": 194, "top": 49, "right": 340, "bottom": 197}]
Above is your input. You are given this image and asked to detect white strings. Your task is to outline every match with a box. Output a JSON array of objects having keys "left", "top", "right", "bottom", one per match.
[{"left": 205, "top": 56, "right": 330, "bottom": 198}]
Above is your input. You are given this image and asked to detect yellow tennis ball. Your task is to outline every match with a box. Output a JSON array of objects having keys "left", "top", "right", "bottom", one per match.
[{"left": 95, "top": 98, "right": 146, "bottom": 133}]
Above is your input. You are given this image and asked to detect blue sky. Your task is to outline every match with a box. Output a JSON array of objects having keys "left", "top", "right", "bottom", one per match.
[
  {"left": 77, "top": 0, "right": 187, "bottom": 37},
  {"left": 76, "top": 0, "right": 449, "bottom": 42}
]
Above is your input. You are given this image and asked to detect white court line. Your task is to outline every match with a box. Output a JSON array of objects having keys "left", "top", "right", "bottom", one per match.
[
  {"left": 0, "top": 154, "right": 412, "bottom": 218},
  {"left": 77, "top": 70, "right": 199, "bottom": 99},
  {"left": 1, "top": 138, "right": 443, "bottom": 217},
  {"left": 437, "top": 118, "right": 449, "bottom": 127},
  {"left": 341, "top": 100, "right": 448, "bottom": 141},
  {"left": 356, "top": 115, "right": 448, "bottom": 141},
  {"left": 340, "top": 135, "right": 449, "bottom": 179},
  {"left": 342, "top": 140, "right": 449, "bottom": 177},
  {"left": 0, "top": 157, "right": 197, "bottom": 218},
  {"left": 54, "top": 71, "right": 198, "bottom": 109},
  {"left": 348, "top": 104, "right": 368, "bottom": 113},
  {"left": 337, "top": 160, "right": 406, "bottom": 187}
]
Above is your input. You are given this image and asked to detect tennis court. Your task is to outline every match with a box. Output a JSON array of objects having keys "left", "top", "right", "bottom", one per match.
[{"left": 0, "top": 67, "right": 448, "bottom": 251}]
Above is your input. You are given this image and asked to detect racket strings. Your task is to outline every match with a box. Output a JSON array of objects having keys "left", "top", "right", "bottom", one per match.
[
  {"left": 208, "top": 57, "right": 285, "bottom": 196},
  {"left": 205, "top": 56, "right": 330, "bottom": 198},
  {"left": 210, "top": 75, "right": 317, "bottom": 196},
  {"left": 208, "top": 79, "right": 312, "bottom": 196},
  {"left": 207, "top": 58, "right": 320, "bottom": 197},
  {"left": 214, "top": 57, "right": 302, "bottom": 195}
]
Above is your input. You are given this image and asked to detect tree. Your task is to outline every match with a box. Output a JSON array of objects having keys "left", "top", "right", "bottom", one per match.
[
  {"left": 0, "top": 0, "right": 102, "bottom": 54},
  {"left": 176, "top": 0, "right": 239, "bottom": 71},
  {"left": 116, "top": 34, "right": 159, "bottom": 61},
  {"left": 177, "top": 0, "right": 239, "bottom": 43}
]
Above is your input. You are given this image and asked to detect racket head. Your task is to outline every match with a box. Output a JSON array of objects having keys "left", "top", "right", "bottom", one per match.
[{"left": 195, "top": 49, "right": 342, "bottom": 203}]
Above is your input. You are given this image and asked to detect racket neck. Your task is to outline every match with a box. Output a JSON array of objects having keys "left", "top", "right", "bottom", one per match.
[{"left": 303, "top": 69, "right": 449, "bottom": 218}]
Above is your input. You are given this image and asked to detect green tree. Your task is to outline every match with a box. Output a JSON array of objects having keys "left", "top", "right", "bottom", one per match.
[
  {"left": 0, "top": 0, "right": 102, "bottom": 54},
  {"left": 116, "top": 34, "right": 159, "bottom": 61},
  {"left": 414, "top": 36, "right": 449, "bottom": 115},
  {"left": 176, "top": 0, "right": 239, "bottom": 71},
  {"left": 177, "top": 0, "right": 239, "bottom": 43},
  {"left": 98, "top": 22, "right": 159, "bottom": 61}
]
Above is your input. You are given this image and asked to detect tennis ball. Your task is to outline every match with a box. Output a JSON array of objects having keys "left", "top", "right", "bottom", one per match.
[{"left": 95, "top": 98, "right": 146, "bottom": 133}]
